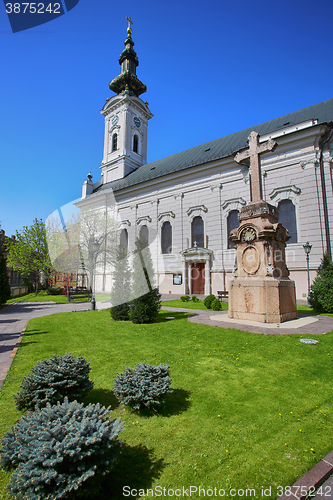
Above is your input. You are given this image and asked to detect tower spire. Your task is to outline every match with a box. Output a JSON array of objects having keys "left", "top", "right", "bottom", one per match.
[{"left": 109, "top": 17, "right": 147, "bottom": 97}]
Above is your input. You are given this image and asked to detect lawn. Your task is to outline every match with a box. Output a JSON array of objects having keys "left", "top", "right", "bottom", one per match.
[
  {"left": 0, "top": 310, "right": 333, "bottom": 499},
  {"left": 6, "top": 291, "right": 110, "bottom": 304}
]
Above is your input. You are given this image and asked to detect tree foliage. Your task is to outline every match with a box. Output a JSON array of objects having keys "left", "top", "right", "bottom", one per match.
[
  {"left": 309, "top": 253, "right": 333, "bottom": 312},
  {"left": 110, "top": 244, "right": 131, "bottom": 321},
  {"left": 14, "top": 353, "right": 94, "bottom": 412},
  {"left": 0, "top": 235, "right": 10, "bottom": 304},
  {"left": 1, "top": 398, "right": 123, "bottom": 500},
  {"left": 113, "top": 362, "right": 173, "bottom": 410},
  {"left": 6, "top": 218, "right": 53, "bottom": 295},
  {"left": 203, "top": 294, "right": 216, "bottom": 309}
]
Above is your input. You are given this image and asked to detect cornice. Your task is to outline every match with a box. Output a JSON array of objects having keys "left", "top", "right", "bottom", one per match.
[
  {"left": 136, "top": 215, "right": 152, "bottom": 225},
  {"left": 269, "top": 185, "right": 301, "bottom": 200},
  {"left": 186, "top": 205, "right": 208, "bottom": 216},
  {"left": 221, "top": 197, "right": 246, "bottom": 210},
  {"left": 157, "top": 211, "right": 175, "bottom": 221}
]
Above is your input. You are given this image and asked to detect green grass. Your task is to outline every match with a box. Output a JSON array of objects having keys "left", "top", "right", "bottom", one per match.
[
  {"left": 6, "top": 291, "right": 110, "bottom": 304},
  {"left": 1, "top": 310, "right": 333, "bottom": 499},
  {"left": 161, "top": 299, "right": 228, "bottom": 310}
]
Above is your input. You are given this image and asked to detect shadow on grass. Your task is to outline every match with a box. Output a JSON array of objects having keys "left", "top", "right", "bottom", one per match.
[
  {"left": 23, "top": 330, "right": 49, "bottom": 336},
  {"left": 155, "top": 311, "right": 194, "bottom": 323},
  {"left": 84, "top": 387, "right": 120, "bottom": 410},
  {"left": 133, "top": 388, "right": 191, "bottom": 419},
  {"left": 98, "top": 443, "right": 166, "bottom": 500}
]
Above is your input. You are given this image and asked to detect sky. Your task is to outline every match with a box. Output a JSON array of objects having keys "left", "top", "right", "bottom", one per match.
[{"left": 1, "top": 0, "right": 333, "bottom": 237}]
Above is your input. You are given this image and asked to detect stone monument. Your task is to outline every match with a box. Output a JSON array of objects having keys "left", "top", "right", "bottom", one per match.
[{"left": 228, "top": 131, "right": 298, "bottom": 323}]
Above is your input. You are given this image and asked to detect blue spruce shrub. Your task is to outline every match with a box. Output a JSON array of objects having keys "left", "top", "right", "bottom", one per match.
[
  {"left": 113, "top": 362, "right": 173, "bottom": 410},
  {"left": 203, "top": 294, "right": 216, "bottom": 309},
  {"left": 1, "top": 398, "right": 123, "bottom": 500},
  {"left": 14, "top": 353, "right": 94, "bottom": 412},
  {"left": 129, "top": 288, "right": 161, "bottom": 324}
]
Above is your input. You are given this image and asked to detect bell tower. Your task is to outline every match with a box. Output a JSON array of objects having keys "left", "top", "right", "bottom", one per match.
[{"left": 100, "top": 17, "right": 153, "bottom": 184}]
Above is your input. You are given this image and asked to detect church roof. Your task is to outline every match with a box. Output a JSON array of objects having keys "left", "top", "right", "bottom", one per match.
[{"left": 93, "top": 97, "right": 333, "bottom": 194}]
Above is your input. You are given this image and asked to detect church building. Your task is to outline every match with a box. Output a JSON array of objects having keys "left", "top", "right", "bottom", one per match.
[{"left": 77, "top": 19, "right": 333, "bottom": 300}]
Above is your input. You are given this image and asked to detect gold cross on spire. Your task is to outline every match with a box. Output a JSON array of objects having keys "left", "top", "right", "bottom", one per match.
[{"left": 126, "top": 16, "right": 133, "bottom": 36}]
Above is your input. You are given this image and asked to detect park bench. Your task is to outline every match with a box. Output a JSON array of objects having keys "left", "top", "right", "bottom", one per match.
[
  {"left": 217, "top": 290, "right": 228, "bottom": 301},
  {"left": 68, "top": 287, "right": 92, "bottom": 302}
]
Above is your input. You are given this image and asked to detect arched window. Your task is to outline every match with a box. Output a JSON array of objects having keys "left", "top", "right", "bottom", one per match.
[
  {"left": 119, "top": 228, "right": 128, "bottom": 251},
  {"left": 278, "top": 199, "right": 297, "bottom": 243},
  {"left": 191, "top": 216, "right": 204, "bottom": 248},
  {"left": 112, "top": 133, "right": 117, "bottom": 152},
  {"left": 227, "top": 210, "right": 239, "bottom": 249},
  {"left": 161, "top": 221, "right": 172, "bottom": 254},
  {"left": 139, "top": 225, "right": 149, "bottom": 248},
  {"left": 133, "top": 134, "right": 139, "bottom": 154}
]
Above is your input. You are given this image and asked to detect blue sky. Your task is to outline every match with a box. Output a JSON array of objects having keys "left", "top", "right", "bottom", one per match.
[{"left": 1, "top": 0, "right": 333, "bottom": 236}]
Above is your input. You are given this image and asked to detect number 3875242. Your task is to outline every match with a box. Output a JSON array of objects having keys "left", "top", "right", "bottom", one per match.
[{"left": 5, "top": 3, "right": 61, "bottom": 14}]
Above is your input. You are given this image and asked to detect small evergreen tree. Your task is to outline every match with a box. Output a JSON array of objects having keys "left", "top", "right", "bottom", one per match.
[
  {"left": 14, "top": 353, "right": 94, "bottom": 411},
  {"left": 113, "top": 362, "right": 173, "bottom": 410},
  {"left": 110, "top": 244, "right": 131, "bottom": 321},
  {"left": 129, "top": 236, "right": 161, "bottom": 324},
  {"left": 0, "top": 238, "right": 10, "bottom": 305},
  {"left": 309, "top": 253, "right": 333, "bottom": 312},
  {"left": 203, "top": 293, "right": 216, "bottom": 309},
  {"left": 211, "top": 298, "right": 222, "bottom": 311},
  {"left": 1, "top": 398, "right": 123, "bottom": 499}
]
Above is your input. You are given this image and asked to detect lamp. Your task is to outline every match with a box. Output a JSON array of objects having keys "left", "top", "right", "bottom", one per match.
[
  {"left": 91, "top": 239, "right": 100, "bottom": 311},
  {"left": 303, "top": 241, "right": 312, "bottom": 301}
]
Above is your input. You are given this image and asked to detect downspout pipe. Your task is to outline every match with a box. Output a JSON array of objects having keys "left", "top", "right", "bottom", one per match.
[{"left": 318, "top": 124, "right": 333, "bottom": 258}]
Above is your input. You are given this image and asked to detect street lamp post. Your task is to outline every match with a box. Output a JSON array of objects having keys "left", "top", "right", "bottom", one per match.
[
  {"left": 90, "top": 239, "right": 100, "bottom": 311},
  {"left": 303, "top": 241, "right": 312, "bottom": 302}
]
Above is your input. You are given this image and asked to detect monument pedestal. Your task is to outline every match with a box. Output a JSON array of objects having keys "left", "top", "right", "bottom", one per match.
[
  {"left": 228, "top": 277, "right": 297, "bottom": 323},
  {"left": 228, "top": 199, "right": 297, "bottom": 324}
]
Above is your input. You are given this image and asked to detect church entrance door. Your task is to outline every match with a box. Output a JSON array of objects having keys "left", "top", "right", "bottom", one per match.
[{"left": 191, "top": 263, "right": 205, "bottom": 295}]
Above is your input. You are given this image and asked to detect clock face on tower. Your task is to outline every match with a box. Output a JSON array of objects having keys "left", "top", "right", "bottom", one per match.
[
  {"left": 241, "top": 227, "right": 256, "bottom": 242},
  {"left": 134, "top": 117, "right": 141, "bottom": 127}
]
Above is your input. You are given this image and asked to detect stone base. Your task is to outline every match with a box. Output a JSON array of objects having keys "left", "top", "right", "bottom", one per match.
[{"left": 228, "top": 277, "right": 297, "bottom": 323}]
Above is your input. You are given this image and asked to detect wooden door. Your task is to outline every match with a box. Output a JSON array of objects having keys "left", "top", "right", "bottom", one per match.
[{"left": 191, "top": 263, "right": 205, "bottom": 295}]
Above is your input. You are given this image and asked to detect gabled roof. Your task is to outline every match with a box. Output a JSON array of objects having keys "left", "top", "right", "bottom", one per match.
[{"left": 93, "top": 97, "right": 333, "bottom": 194}]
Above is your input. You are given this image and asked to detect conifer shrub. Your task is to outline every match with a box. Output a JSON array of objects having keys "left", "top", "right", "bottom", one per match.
[
  {"left": 203, "top": 293, "right": 216, "bottom": 309},
  {"left": 113, "top": 362, "right": 173, "bottom": 410},
  {"left": 180, "top": 295, "right": 190, "bottom": 302},
  {"left": 309, "top": 253, "right": 333, "bottom": 312},
  {"left": 14, "top": 353, "right": 94, "bottom": 412},
  {"left": 129, "top": 288, "right": 161, "bottom": 324},
  {"left": 211, "top": 298, "right": 222, "bottom": 311},
  {"left": 111, "top": 303, "right": 130, "bottom": 321},
  {"left": 1, "top": 398, "right": 123, "bottom": 499}
]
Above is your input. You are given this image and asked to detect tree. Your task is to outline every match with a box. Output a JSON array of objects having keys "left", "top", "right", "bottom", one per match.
[
  {"left": 129, "top": 236, "right": 161, "bottom": 324},
  {"left": 0, "top": 235, "right": 10, "bottom": 304},
  {"left": 110, "top": 244, "right": 131, "bottom": 320},
  {"left": 6, "top": 219, "right": 53, "bottom": 295},
  {"left": 309, "top": 253, "right": 333, "bottom": 312}
]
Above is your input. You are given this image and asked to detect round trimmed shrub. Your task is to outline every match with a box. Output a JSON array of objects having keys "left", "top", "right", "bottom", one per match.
[
  {"left": 211, "top": 298, "right": 222, "bottom": 311},
  {"left": 180, "top": 295, "right": 190, "bottom": 302},
  {"left": 14, "top": 353, "right": 94, "bottom": 412},
  {"left": 1, "top": 398, "right": 123, "bottom": 500},
  {"left": 113, "top": 362, "right": 173, "bottom": 410},
  {"left": 203, "top": 293, "right": 216, "bottom": 309}
]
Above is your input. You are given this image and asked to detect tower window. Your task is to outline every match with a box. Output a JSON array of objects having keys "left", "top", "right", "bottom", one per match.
[
  {"left": 112, "top": 133, "right": 117, "bottom": 152},
  {"left": 120, "top": 228, "right": 128, "bottom": 251},
  {"left": 133, "top": 134, "right": 139, "bottom": 154},
  {"left": 227, "top": 210, "right": 239, "bottom": 249}
]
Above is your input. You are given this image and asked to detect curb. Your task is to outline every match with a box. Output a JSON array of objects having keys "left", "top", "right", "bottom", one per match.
[
  {"left": 0, "top": 319, "right": 28, "bottom": 390},
  {"left": 277, "top": 451, "right": 333, "bottom": 499}
]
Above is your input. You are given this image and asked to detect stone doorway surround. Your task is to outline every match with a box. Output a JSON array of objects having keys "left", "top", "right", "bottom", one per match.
[{"left": 180, "top": 246, "right": 213, "bottom": 295}]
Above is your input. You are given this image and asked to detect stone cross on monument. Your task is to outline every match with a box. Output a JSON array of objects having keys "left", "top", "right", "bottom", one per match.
[{"left": 234, "top": 131, "right": 277, "bottom": 201}]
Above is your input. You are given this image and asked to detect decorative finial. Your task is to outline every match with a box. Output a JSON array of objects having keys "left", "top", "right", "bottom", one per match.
[
  {"left": 87, "top": 171, "right": 92, "bottom": 181},
  {"left": 126, "top": 16, "right": 133, "bottom": 36}
]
